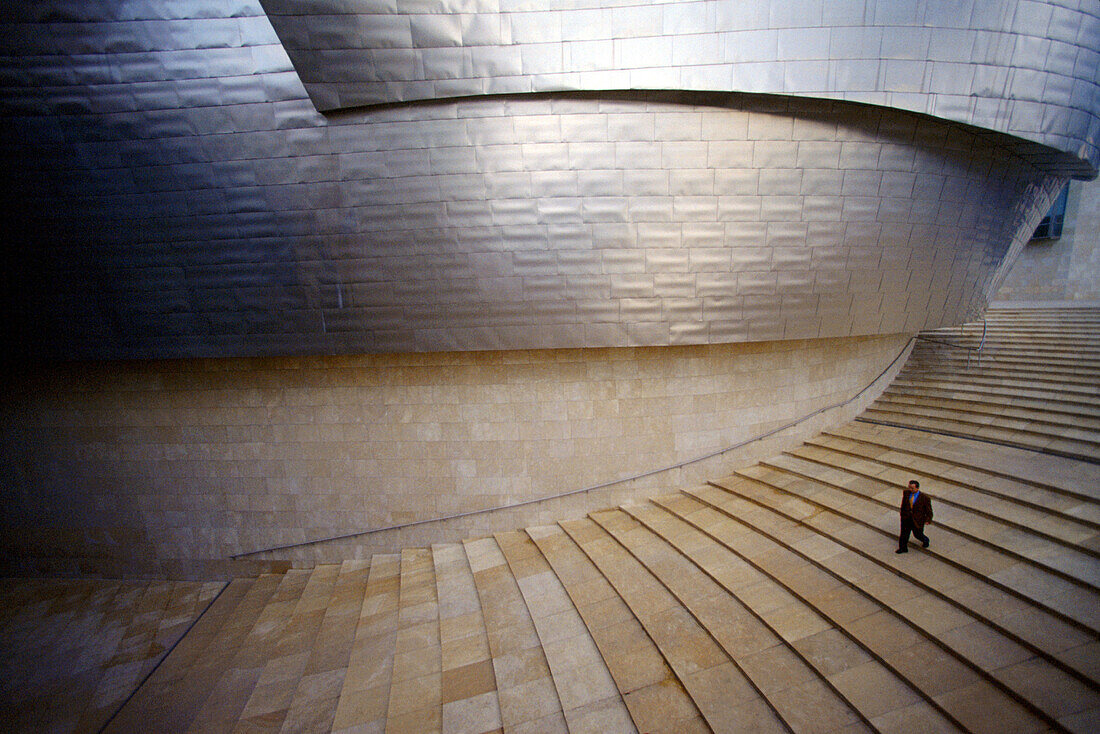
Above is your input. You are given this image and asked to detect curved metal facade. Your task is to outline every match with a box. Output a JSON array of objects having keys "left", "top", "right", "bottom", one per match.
[
  {"left": 261, "top": 0, "right": 1100, "bottom": 172},
  {"left": 0, "top": 1, "right": 1093, "bottom": 359}
]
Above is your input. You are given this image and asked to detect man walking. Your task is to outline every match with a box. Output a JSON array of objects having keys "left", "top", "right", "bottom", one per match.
[{"left": 897, "top": 479, "right": 932, "bottom": 553}]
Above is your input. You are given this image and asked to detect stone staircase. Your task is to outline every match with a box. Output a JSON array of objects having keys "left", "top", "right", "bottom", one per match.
[
  {"left": 4, "top": 307, "right": 1099, "bottom": 733},
  {"left": 862, "top": 307, "right": 1100, "bottom": 462}
]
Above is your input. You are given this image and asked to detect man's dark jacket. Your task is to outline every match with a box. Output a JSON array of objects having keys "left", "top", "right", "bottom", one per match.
[{"left": 900, "top": 491, "right": 933, "bottom": 527}]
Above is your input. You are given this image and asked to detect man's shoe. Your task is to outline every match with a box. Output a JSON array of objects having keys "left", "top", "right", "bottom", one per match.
[
  {"left": 922, "top": 539, "right": 930, "bottom": 548},
  {"left": 895, "top": 548, "right": 907, "bottom": 554}
]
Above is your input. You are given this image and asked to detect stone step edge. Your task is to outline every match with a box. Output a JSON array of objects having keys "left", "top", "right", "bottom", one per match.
[
  {"left": 195, "top": 568, "right": 317, "bottom": 732},
  {"left": 775, "top": 449, "right": 1100, "bottom": 556},
  {"left": 910, "top": 349, "right": 1100, "bottom": 365},
  {"left": 700, "top": 479, "right": 1100, "bottom": 714},
  {"left": 495, "top": 529, "right": 624, "bottom": 733},
  {"left": 162, "top": 574, "right": 286, "bottom": 733},
  {"left": 855, "top": 416, "right": 1099, "bottom": 466},
  {"left": 871, "top": 394, "right": 1100, "bottom": 433},
  {"left": 99, "top": 578, "right": 237, "bottom": 733},
  {"left": 882, "top": 386, "right": 1100, "bottom": 420},
  {"left": 561, "top": 514, "right": 794, "bottom": 734},
  {"left": 652, "top": 489, "right": 1005, "bottom": 733},
  {"left": 899, "top": 366, "right": 1100, "bottom": 388},
  {"left": 615, "top": 500, "right": 886, "bottom": 733},
  {"left": 865, "top": 398, "right": 1100, "bottom": 438},
  {"left": 715, "top": 471, "right": 1098, "bottom": 637},
  {"left": 753, "top": 459, "right": 1100, "bottom": 595},
  {"left": 525, "top": 525, "right": 691, "bottom": 734},
  {"left": 798, "top": 439, "right": 1100, "bottom": 534},
  {"left": 825, "top": 425, "right": 1100, "bottom": 503},
  {"left": 859, "top": 407, "right": 1096, "bottom": 451},
  {"left": 897, "top": 366, "right": 1100, "bottom": 389}
]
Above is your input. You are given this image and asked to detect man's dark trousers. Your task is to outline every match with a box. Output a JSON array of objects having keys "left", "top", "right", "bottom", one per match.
[{"left": 899, "top": 517, "right": 929, "bottom": 551}]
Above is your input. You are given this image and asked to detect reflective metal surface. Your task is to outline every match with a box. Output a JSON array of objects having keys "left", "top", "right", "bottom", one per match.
[
  {"left": 261, "top": 0, "right": 1100, "bottom": 172},
  {"left": 0, "top": 1, "right": 1091, "bottom": 359}
]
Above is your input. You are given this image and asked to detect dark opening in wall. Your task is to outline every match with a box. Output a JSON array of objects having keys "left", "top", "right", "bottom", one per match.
[{"left": 1031, "top": 183, "right": 1070, "bottom": 240}]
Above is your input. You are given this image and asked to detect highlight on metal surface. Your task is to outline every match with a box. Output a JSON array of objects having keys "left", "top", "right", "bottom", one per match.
[{"left": 1, "top": 1, "right": 1097, "bottom": 359}]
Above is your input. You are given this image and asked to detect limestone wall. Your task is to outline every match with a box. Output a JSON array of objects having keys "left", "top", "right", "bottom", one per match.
[{"left": 0, "top": 333, "right": 910, "bottom": 575}]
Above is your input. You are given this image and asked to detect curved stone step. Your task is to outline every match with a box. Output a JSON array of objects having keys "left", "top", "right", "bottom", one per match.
[
  {"left": 279, "top": 559, "right": 371, "bottom": 733},
  {"left": 527, "top": 524, "right": 708, "bottom": 734},
  {"left": 789, "top": 441, "right": 1100, "bottom": 550},
  {"left": 766, "top": 452, "right": 1100, "bottom": 576},
  {"left": 902, "top": 361, "right": 1100, "bottom": 383},
  {"left": 603, "top": 502, "right": 891, "bottom": 733},
  {"left": 331, "top": 553, "right": 401, "bottom": 734},
  {"left": 905, "top": 359, "right": 1100, "bottom": 376},
  {"left": 888, "top": 376, "right": 1100, "bottom": 406},
  {"left": 926, "top": 320, "right": 1100, "bottom": 334},
  {"left": 938, "top": 333, "right": 1100, "bottom": 342},
  {"left": 919, "top": 327, "right": 1100, "bottom": 339},
  {"left": 17, "top": 579, "right": 220, "bottom": 734},
  {"left": 685, "top": 481, "right": 1100, "bottom": 733},
  {"left": 893, "top": 372, "right": 1100, "bottom": 399},
  {"left": 727, "top": 464, "right": 1100, "bottom": 632},
  {"left": 929, "top": 336, "right": 1100, "bottom": 347},
  {"left": 805, "top": 431, "right": 1100, "bottom": 528},
  {"left": 828, "top": 423, "right": 1100, "bottom": 502},
  {"left": 969, "top": 343, "right": 1100, "bottom": 350},
  {"left": 866, "top": 396, "right": 1100, "bottom": 440},
  {"left": 560, "top": 515, "right": 790, "bottom": 734},
  {"left": 80, "top": 582, "right": 181, "bottom": 730},
  {"left": 124, "top": 574, "right": 283, "bottom": 733},
  {"left": 495, "top": 529, "right": 635, "bottom": 733},
  {"left": 911, "top": 342, "right": 1100, "bottom": 361},
  {"left": 707, "top": 473, "right": 1100, "bottom": 686},
  {"left": 870, "top": 394, "right": 1100, "bottom": 435},
  {"left": 20, "top": 582, "right": 118, "bottom": 731},
  {"left": 432, "top": 543, "right": 502, "bottom": 734},
  {"left": 619, "top": 498, "right": 966, "bottom": 732},
  {"left": 858, "top": 409, "right": 1100, "bottom": 463},
  {"left": 210, "top": 568, "right": 314, "bottom": 733},
  {"left": 865, "top": 399, "right": 1100, "bottom": 452},
  {"left": 911, "top": 332, "right": 1100, "bottom": 350},
  {"left": 463, "top": 536, "right": 567, "bottom": 734},
  {"left": 103, "top": 579, "right": 242, "bottom": 734},
  {"left": 652, "top": 489, "right": 1050, "bottom": 734},
  {"left": 897, "top": 365, "right": 1100, "bottom": 392},
  {"left": 198, "top": 565, "right": 340, "bottom": 734},
  {"left": 882, "top": 385, "right": 1100, "bottom": 421},
  {"left": 386, "top": 548, "right": 443, "bottom": 733}
]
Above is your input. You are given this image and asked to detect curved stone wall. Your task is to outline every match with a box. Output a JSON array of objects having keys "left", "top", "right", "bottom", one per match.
[
  {"left": 0, "top": 333, "right": 911, "bottom": 572},
  {"left": 261, "top": 0, "right": 1100, "bottom": 172}
]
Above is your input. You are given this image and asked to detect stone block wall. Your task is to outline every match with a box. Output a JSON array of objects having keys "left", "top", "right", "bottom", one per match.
[{"left": 0, "top": 333, "right": 910, "bottom": 575}]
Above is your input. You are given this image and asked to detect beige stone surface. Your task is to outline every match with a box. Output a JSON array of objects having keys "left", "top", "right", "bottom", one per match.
[
  {"left": 0, "top": 333, "right": 910, "bottom": 573},
  {"left": 4, "top": 308, "right": 1098, "bottom": 734},
  {"left": 465, "top": 535, "right": 565, "bottom": 733},
  {"left": 385, "top": 549, "right": 443, "bottom": 732},
  {"left": 0, "top": 577, "right": 221, "bottom": 734},
  {"left": 331, "top": 555, "right": 401, "bottom": 734},
  {"left": 495, "top": 530, "right": 633, "bottom": 733}
]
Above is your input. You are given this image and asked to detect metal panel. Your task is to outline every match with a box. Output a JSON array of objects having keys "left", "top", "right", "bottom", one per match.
[
  {"left": 0, "top": 0, "right": 1085, "bottom": 359},
  {"left": 259, "top": 0, "right": 1100, "bottom": 172}
]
